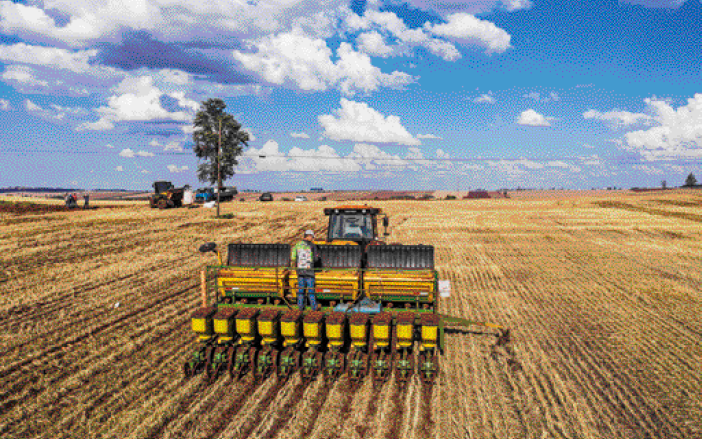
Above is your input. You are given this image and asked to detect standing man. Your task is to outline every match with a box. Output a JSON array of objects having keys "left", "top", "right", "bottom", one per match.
[
  {"left": 291, "top": 230, "right": 320, "bottom": 310},
  {"left": 83, "top": 192, "right": 89, "bottom": 209}
]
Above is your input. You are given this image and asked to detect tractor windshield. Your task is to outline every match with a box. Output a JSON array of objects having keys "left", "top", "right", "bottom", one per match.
[
  {"left": 328, "top": 213, "right": 374, "bottom": 240},
  {"left": 154, "top": 181, "right": 174, "bottom": 193}
]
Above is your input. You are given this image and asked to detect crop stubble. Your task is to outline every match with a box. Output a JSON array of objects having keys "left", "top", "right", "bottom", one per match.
[{"left": 1, "top": 191, "right": 701, "bottom": 438}]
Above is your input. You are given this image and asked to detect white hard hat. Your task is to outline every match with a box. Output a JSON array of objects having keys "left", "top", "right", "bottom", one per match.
[{"left": 305, "top": 229, "right": 315, "bottom": 236}]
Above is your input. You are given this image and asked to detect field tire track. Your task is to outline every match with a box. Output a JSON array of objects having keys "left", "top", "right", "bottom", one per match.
[
  {"left": 277, "top": 378, "right": 333, "bottom": 439},
  {"left": 256, "top": 375, "right": 309, "bottom": 439},
  {"left": 313, "top": 378, "right": 357, "bottom": 439},
  {"left": 183, "top": 378, "right": 259, "bottom": 439},
  {"left": 0, "top": 280, "right": 198, "bottom": 381},
  {"left": 355, "top": 379, "right": 392, "bottom": 439},
  {"left": 0, "top": 255, "right": 194, "bottom": 331},
  {"left": 0, "top": 282, "right": 198, "bottom": 423},
  {"left": 0, "top": 304, "right": 196, "bottom": 436},
  {"left": 215, "top": 376, "right": 284, "bottom": 439},
  {"left": 53, "top": 330, "right": 193, "bottom": 439}
]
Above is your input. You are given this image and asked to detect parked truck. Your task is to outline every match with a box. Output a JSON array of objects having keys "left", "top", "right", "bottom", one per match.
[
  {"left": 195, "top": 188, "right": 215, "bottom": 204},
  {"left": 216, "top": 186, "right": 238, "bottom": 202}
]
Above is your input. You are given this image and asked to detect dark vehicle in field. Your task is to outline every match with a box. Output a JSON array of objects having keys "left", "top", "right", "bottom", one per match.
[
  {"left": 149, "top": 181, "right": 184, "bottom": 209},
  {"left": 216, "top": 186, "right": 238, "bottom": 202},
  {"left": 259, "top": 192, "right": 273, "bottom": 202},
  {"left": 195, "top": 188, "right": 215, "bottom": 204}
]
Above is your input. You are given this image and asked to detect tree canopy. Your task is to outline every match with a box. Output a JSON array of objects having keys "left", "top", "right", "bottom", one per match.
[
  {"left": 192, "top": 98, "right": 249, "bottom": 187},
  {"left": 684, "top": 172, "right": 697, "bottom": 187}
]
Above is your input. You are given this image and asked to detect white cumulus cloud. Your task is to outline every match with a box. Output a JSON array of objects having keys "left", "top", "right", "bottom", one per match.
[
  {"left": 402, "top": 0, "right": 532, "bottom": 15},
  {"left": 22, "top": 99, "right": 91, "bottom": 126},
  {"left": 163, "top": 142, "right": 183, "bottom": 152},
  {"left": 501, "top": 0, "right": 534, "bottom": 11},
  {"left": 487, "top": 158, "right": 546, "bottom": 176},
  {"left": 4, "top": 66, "right": 49, "bottom": 88},
  {"left": 516, "top": 109, "right": 553, "bottom": 127},
  {"left": 78, "top": 75, "right": 198, "bottom": 131},
  {"left": 0, "top": 98, "right": 9, "bottom": 110},
  {"left": 473, "top": 93, "right": 495, "bottom": 104},
  {"left": 115, "top": 165, "right": 124, "bottom": 172},
  {"left": 77, "top": 118, "right": 114, "bottom": 131},
  {"left": 580, "top": 154, "right": 602, "bottom": 166},
  {"left": 348, "top": 11, "right": 461, "bottom": 61},
  {"left": 436, "top": 148, "right": 450, "bottom": 158},
  {"left": 623, "top": 94, "right": 702, "bottom": 161},
  {"left": 348, "top": 143, "right": 407, "bottom": 170},
  {"left": 290, "top": 132, "right": 311, "bottom": 139},
  {"left": 24, "top": 99, "right": 42, "bottom": 112},
  {"left": 619, "top": 0, "right": 688, "bottom": 9},
  {"left": 633, "top": 164, "right": 665, "bottom": 175},
  {"left": 0, "top": 43, "right": 97, "bottom": 73},
  {"left": 0, "top": 0, "right": 350, "bottom": 48},
  {"left": 318, "top": 99, "right": 420, "bottom": 145},
  {"left": 119, "top": 148, "right": 154, "bottom": 157},
  {"left": 237, "top": 139, "right": 456, "bottom": 174},
  {"left": 241, "top": 140, "right": 361, "bottom": 173},
  {"left": 416, "top": 134, "right": 443, "bottom": 140},
  {"left": 167, "top": 164, "right": 189, "bottom": 173},
  {"left": 356, "top": 31, "right": 395, "bottom": 57},
  {"left": 523, "top": 91, "right": 560, "bottom": 102},
  {"left": 583, "top": 109, "right": 653, "bottom": 127},
  {"left": 425, "top": 13, "right": 511, "bottom": 54},
  {"left": 546, "top": 161, "right": 581, "bottom": 173},
  {"left": 233, "top": 29, "right": 414, "bottom": 96}
]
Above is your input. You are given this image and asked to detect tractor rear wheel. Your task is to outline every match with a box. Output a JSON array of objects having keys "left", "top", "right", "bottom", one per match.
[{"left": 157, "top": 199, "right": 168, "bottom": 209}]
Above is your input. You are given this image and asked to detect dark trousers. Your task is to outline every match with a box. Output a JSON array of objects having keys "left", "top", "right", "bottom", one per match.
[{"left": 297, "top": 276, "right": 317, "bottom": 310}]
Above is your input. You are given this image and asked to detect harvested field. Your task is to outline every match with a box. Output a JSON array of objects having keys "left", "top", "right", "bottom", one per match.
[{"left": 1, "top": 189, "right": 701, "bottom": 439}]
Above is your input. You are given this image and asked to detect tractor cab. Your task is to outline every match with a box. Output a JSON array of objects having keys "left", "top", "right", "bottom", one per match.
[
  {"left": 323, "top": 205, "right": 389, "bottom": 249},
  {"left": 153, "top": 180, "right": 174, "bottom": 194}
]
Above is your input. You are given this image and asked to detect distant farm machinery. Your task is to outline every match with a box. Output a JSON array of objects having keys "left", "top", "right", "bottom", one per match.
[
  {"left": 184, "top": 205, "right": 510, "bottom": 386},
  {"left": 149, "top": 181, "right": 184, "bottom": 209}
]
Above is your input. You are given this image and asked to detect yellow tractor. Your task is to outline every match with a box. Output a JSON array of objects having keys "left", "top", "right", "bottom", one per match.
[
  {"left": 185, "top": 205, "right": 510, "bottom": 385},
  {"left": 149, "top": 181, "right": 184, "bottom": 209}
]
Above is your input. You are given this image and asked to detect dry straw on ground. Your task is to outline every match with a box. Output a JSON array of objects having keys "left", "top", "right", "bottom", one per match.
[{"left": 1, "top": 190, "right": 701, "bottom": 438}]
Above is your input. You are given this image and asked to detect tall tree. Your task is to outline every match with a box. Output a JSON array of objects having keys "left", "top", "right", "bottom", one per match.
[
  {"left": 684, "top": 172, "right": 697, "bottom": 187},
  {"left": 192, "top": 98, "right": 249, "bottom": 189}
]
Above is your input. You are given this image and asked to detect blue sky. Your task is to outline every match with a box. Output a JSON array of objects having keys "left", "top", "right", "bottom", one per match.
[{"left": 1, "top": 0, "right": 701, "bottom": 191}]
